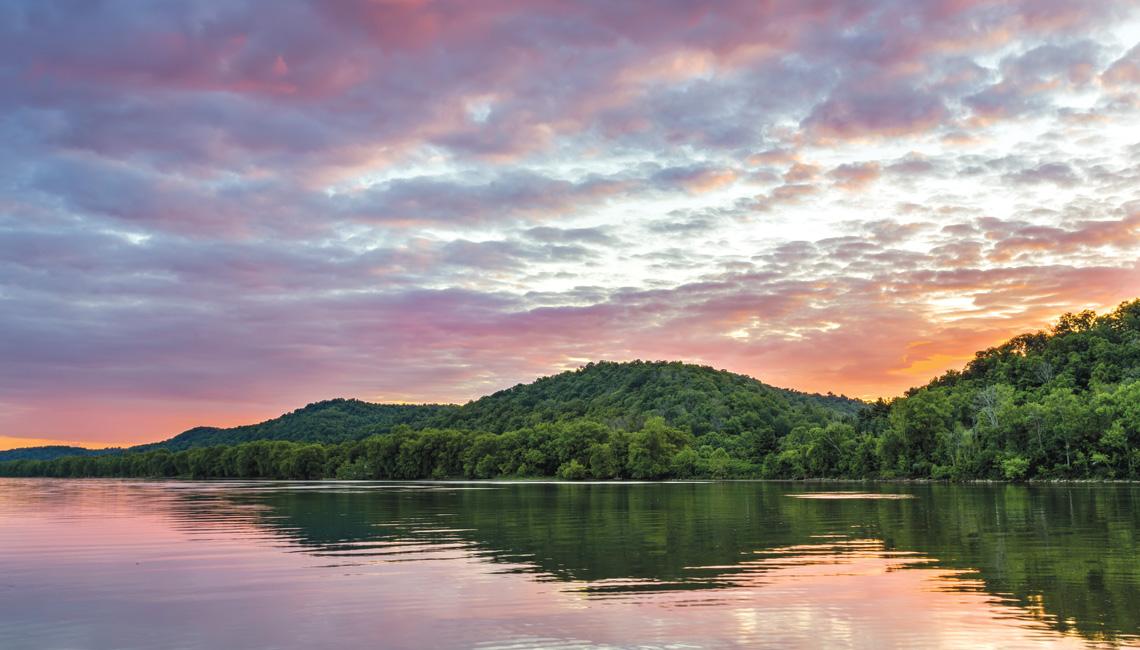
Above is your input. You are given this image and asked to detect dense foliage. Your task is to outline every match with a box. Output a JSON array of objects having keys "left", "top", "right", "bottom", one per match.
[
  {"left": 0, "top": 445, "right": 119, "bottom": 462},
  {"left": 439, "top": 360, "right": 862, "bottom": 433},
  {"left": 861, "top": 299, "right": 1140, "bottom": 480},
  {"left": 135, "top": 400, "right": 458, "bottom": 451},
  {"left": 0, "top": 417, "right": 776, "bottom": 481},
  {"left": 132, "top": 361, "right": 860, "bottom": 453},
  {"left": 2, "top": 301, "right": 1137, "bottom": 480}
]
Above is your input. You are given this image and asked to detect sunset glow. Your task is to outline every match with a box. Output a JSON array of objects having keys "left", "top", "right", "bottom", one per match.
[{"left": 3, "top": 1, "right": 1140, "bottom": 447}]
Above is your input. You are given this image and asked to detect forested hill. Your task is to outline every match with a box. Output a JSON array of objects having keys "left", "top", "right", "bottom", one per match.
[
  {"left": 864, "top": 299, "right": 1140, "bottom": 480},
  {"left": 0, "top": 445, "right": 119, "bottom": 463},
  {"left": 4, "top": 301, "right": 1138, "bottom": 482},
  {"left": 139, "top": 362, "right": 860, "bottom": 450},
  {"left": 439, "top": 360, "right": 862, "bottom": 433},
  {"left": 135, "top": 400, "right": 459, "bottom": 451},
  {"left": 1, "top": 362, "right": 859, "bottom": 460}
]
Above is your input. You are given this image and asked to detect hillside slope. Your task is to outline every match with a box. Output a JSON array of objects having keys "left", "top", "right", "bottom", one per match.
[
  {"left": 1, "top": 362, "right": 860, "bottom": 458},
  {"left": 7, "top": 297, "right": 1137, "bottom": 482},
  {"left": 137, "top": 362, "right": 859, "bottom": 450},
  {"left": 439, "top": 360, "right": 861, "bottom": 434},
  {"left": 136, "top": 400, "right": 458, "bottom": 451},
  {"left": 0, "top": 446, "right": 119, "bottom": 463},
  {"left": 864, "top": 299, "right": 1140, "bottom": 479}
]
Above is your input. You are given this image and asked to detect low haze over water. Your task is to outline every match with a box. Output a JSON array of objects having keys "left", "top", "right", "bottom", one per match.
[{"left": 2, "top": 479, "right": 1137, "bottom": 649}]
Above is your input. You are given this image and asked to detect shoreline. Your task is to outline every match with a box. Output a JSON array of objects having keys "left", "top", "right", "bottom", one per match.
[{"left": 3, "top": 476, "right": 1138, "bottom": 485}]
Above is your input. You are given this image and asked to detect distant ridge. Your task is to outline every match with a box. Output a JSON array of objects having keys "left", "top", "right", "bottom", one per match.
[
  {"left": 2, "top": 361, "right": 862, "bottom": 458},
  {"left": 132, "top": 401, "right": 458, "bottom": 452},
  {"left": 0, "top": 445, "right": 120, "bottom": 463},
  {"left": 435, "top": 360, "right": 862, "bottom": 434},
  {"left": 4, "top": 300, "right": 1139, "bottom": 481}
]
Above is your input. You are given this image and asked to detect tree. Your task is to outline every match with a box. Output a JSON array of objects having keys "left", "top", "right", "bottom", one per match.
[
  {"left": 884, "top": 389, "right": 954, "bottom": 476},
  {"left": 287, "top": 445, "right": 327, "bottom": 479},
  {"left": 557, "top": 459, "right": 588, "bottom": 480},
  {"left": 627, "top": 417, "right": 689, "bottom": 479}
]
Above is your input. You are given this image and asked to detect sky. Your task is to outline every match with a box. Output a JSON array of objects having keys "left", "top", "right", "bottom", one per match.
[{"left": 2, "top": 0, "right": 1139, "bottom": 449}]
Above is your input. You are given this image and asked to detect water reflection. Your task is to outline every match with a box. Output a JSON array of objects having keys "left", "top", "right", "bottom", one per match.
[{"left": 0, "top": 479, "right": 1137, "bottom": 649}]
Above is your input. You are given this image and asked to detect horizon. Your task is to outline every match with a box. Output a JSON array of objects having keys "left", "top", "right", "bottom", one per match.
[
  {"left": 0, "top": 318, "right": 1120, "bottom": 451},
  {"left": 2, "top": 356, "right": 873, "bottom": 450},
  {"left": 3, "top": 2, "right": 1140, "bottom": 449}
]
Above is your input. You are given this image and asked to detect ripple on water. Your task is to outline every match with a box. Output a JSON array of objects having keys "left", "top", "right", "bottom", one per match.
[
  {"left": 1, "top": 479, "right": 1137, "bottom": 650},
  {"left": 788, "top": 492, "right": 917, "bottom": 500}
]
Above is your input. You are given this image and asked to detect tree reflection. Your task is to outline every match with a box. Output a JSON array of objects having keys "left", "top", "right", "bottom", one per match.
[{"left": 178, "top": 482, "right": 1140, "bottom": 644}]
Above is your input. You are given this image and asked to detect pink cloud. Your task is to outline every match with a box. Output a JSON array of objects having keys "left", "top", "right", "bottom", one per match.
[
  {"left": 1, "top": 0, "right": 1139, "bottom": 446},
  {"left": 802, "top": 85, "right": 950, "bottom": 141},
  {"left": 1103, "top": 44, "right": 1140, "bottom": 86},
  {"left": 828, "top": 162, "right": 882, "bottom": 190}
]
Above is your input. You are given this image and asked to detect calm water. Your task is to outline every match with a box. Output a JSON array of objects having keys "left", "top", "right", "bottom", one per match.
[{"left": 1, "top": 480, "right": 1138, "bottom": 649}]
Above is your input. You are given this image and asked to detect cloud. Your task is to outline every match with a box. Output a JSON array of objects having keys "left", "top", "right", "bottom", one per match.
[
  {"left": 523, "top": 226, "right": 617, "bottom": 246},
  {"left": 2, "top": 0, "right": 1140, "bottom": 444},
  {"left": 1102, "top": 44, "right": 1140, "bottom": 86},
  {"left": 784, "top": 163, "right": 820, "bottom": 183},
  {"left": 965, "top": 41, "right": 1104, "bottom": 121},
  {"left": 828, "top": 162, "right": 881, "bottom": 190},
  {"left": 340, "top": 171, "right": 637, "bottom": 226},
  {"left": 986, "top": 209, "right": 1140, "bottom": 261},
  {"left": 802, "top": 84, "right": 949, "bottom": 141},
  {"left": 1002, "top": 162, "right": 1082, "bottom": 187},
  {"left": 885, "top": 153, "right": 940, "bottom": 178},
  {"left": 651, "top": 165, "right": 739, "bottom": 194}
]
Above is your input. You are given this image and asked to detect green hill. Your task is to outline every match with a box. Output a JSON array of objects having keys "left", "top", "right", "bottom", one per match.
[
  {"left": 0, "top": 361, "right": 862, "bottom": 479},
  {"left": 136, "top": 399, "right": 458, "bottom": 451},
  {"left": 440, "top": 360, "right": 861, "bottom": 434},
  {"left": 10, "top": 362, "right": 860, "bottom": 455},
  {"left": 866, "top": 299, "right": 1140, "bottom": 480},
  {"left": 136, "top": 361, "right": 860, "bottom": 451},
  {"left": 3, "top": 299, "right": 1137, "bottom": 482},
  {"left": 0, "top": 446, "right": 120, "bottom": 462}
]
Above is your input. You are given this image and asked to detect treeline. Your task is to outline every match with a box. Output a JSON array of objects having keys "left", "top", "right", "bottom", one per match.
[
  {"left": 0, "top": 361, "right": 864, "bottom": 481},
  {"left": 2, "top": 301, "right": 1137, "bottom": 481},
  {"left": 0, "top": 445, "right": 119, "bottom": 462},
  {"left": 855, "top": 300, "right": 1140, "bottom": 480},
  {"left": 136, "top": 401, "right": 458, "bottom": 451},
  {"left": 119, "top": 361, "right": 859, "bottom": 454},
  {"left": 0, "top": 418, "right": 757, "bottom": 480}
]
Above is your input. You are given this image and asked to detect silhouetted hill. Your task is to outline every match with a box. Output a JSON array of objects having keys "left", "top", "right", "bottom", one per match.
[{"left": 0, "top": 446, "right": 119, "bottom": 462}]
